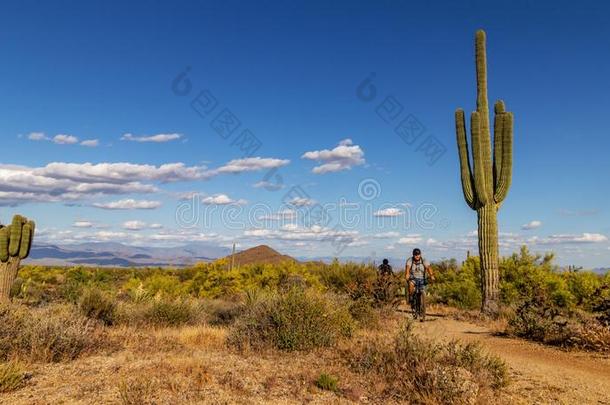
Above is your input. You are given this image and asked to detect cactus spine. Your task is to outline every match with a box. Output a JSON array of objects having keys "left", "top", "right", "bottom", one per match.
[
  {"left": 0, "top": 215, "right": 35, "bottom": 302},
  {"left": 455, "top": 30, "right": 513, "bottom": 313}
]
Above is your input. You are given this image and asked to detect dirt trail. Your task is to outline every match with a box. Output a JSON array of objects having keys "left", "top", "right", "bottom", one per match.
[{"left": 414, "top": 313, "right": 610, "bottom": 404}]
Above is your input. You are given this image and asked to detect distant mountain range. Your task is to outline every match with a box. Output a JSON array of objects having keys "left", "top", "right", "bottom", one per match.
[
  {"left": 26, "top": 242, "right": 231, "bottom": 267},
  {"left": 23, "top": 242, "right": 610, "bottom": 272}
]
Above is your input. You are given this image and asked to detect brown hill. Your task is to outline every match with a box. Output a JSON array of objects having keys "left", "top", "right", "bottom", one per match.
[{"left": 224, "top": 245, "right": 296, "bottom": 267}]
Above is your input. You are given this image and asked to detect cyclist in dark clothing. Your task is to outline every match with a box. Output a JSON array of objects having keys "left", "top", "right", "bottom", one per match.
[{"left": 378, "top": 258, "right": 393, "bottom": 276}]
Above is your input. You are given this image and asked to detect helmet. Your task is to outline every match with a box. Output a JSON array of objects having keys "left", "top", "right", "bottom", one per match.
[
  {"left": 412, "top": 248, "right": 421, "bottom": 256},
  {"left": 382, "top": 258, "right": 389, "bottom": 265}
]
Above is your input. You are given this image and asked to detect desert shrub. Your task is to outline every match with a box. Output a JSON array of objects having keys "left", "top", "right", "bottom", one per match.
[
  {"left": 116, "top": 297, "right": 202, "bottom": 327},
  {"left": 0, "top": 304, "right": 101, "bottom": 363},
  {"left": 507, "top": 297, "right": 610, "bottom": 351},
  {"left": 500, "top": 247, "right": 572, "bottom": 308},
  {"left": 442, "top": 340, "right": 508, "bottom": 389},
  {"left": 228, "top": 288, "right": 355, "bottom": 351},
  {"left": 565, "top": 271, "right": 602, "bottom": 310},
  {"left": 146, "top": 299, "right": 195, "bottom": 326},
  {"left": 591, "top": 284, "right": 610, "bottom": 325},
  {"left": 319, "top": 260, "right": 377, "bottom": 298},
  {"left": 79, "top": 288, "right": 117, "bottom": 325},
  {"left": 0, "top": 362, "right": 26, "bottom": 393},
  {"left": 346, "top": 322, "right": 507, "bottom": 403},
  {"left": 122, "top": 273, "right": 188, "bottom": 299},
  {"left": 348, "top": 298, "right": 380, "bottom": 328},
  {"left": 429, "top": 258, "right": 481, "bottom": 310},
  {"left": 202, "top": 299, "right": 245, "bottom": 326},
  {"left": 188, "top": 261, "right": 324, "bottom": 298},
  {"left": 315, "top": 373, "right": 339, "bottom": 392}
]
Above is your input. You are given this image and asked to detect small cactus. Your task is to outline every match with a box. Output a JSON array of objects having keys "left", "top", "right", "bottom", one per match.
[{"left": 0, "top": 215, "right": 35, "bottom": 302}]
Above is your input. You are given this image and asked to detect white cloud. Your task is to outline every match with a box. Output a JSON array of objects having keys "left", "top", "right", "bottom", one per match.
[
  {"left": 92, "top": 199, "right": 162, "bottom": 210},
  {"left": 243, "top": 224, "right": 358, "bottom": 244},
  {"left": 26, "top": 133, "right": 96, "bottom": 147},
  {"left": 373, "top": 208, "right": 403, "bottom": 217},
  {"left": 201, "top": 194, "right": 247, "bottom": 205},
  {"left": 73, "top": 221, "right": 93, "bottom": 228},
  {"left": 253, "top": 181, "right": 284, "bottom": 190},
  {"left": 149, "top": 223, "right": 163, "bottom": 229},
  {"left": 122, "top": 220, "right": 148, "bottom": 230},
  {"left": 207, "top": 157, "right": 290, "bottom": 177},
  {"left": 28, "top": 132, "right": 49, "bottom": 141},
  {"left": 257, "top": 209, "right": 297, "bottom": 221},
  {"left": 0, "top": 157, "right": 290, "bottom": 206},
  {"left": 37, "top": 227, "right": 230, "bottom": 246},
  {"left": 40, "top": 162, "right": 204, "bottom": 183},
  {"left": 0, "top": 163, "right": 165, "bottom": 205},
  {"left": 533, "top": 233, "right": 608, "bottom": 244},
  {"left": 53, "top": 134, "right": 79, "bottom": 144},
  {"left": 175, "top": 191, "right": 200, "bottom": 200},
  {"left": 80, "top": 139, "right": 99, "bottom": 147},
  {"left": 521, "top": 220, "right": 542, "bottom": 230},
  {"left": 287, "top": 197, "right": 316, "bottom": 207},
  {"left": 121, "top": 133, "right": 182, "bottom": 143},
  {"left": 398, "top": 234, "right": 423, "bottom": 244},
  {"left": 372, "top": 231, "right": 400, "bottom": 238},
  {"left": 301, "top": 139, "right": 365, "bottom": 174}
]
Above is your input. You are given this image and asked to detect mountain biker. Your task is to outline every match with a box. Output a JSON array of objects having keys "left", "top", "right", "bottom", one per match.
[
  {"left": 378, "top": 258, "right": 393, "bottom": 276},
  {"left": 405, "top": 248, "right": 435, "bottom": 319}
]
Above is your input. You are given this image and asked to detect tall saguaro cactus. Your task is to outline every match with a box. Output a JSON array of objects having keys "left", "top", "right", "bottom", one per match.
[
  {"left": 455, "top": 30, "right": 513, "bottom": 313},
  {"left": 0, "top": 215, "right": 35, "bottom": 302}
]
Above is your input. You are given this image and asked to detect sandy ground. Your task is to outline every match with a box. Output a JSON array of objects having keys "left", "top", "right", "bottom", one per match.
[{"left": 415, "top": 310, "right": 610, "bottom": 404}]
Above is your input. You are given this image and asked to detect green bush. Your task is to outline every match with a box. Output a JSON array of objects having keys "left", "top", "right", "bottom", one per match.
[
  {"left": 228, "top": 288, "right": 355, "bottom": 351},
  {"left": 429, "top": 258, "right": 481, "bottom": 310},
  {"left": 116, "top": 296, "right": 204, "bottom": 327},
  {"left": 315, "top": 373, "right": 339, "bottom": 392},
  {"left": 79, "top": 288, "right": 117, "bottom": 325},
  {"left": 146, "top": 298, "right": 195, "bottom": 326},
  {"left": 348, "top": 298, "right": 380, "bottom": 328}
]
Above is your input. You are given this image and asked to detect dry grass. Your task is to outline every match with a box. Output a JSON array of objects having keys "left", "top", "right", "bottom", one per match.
[
  {"left": 0, "top": 303, "right": 104, "bottom": 363},
  {"left": 0, "top": 362, "right": 27, "bottom": 393},
  {"left": 1, "top": 299, "right": 516, "bottom": 404},
  {"left": 344, "top": 320, "right": 508, "bottom": 404}
]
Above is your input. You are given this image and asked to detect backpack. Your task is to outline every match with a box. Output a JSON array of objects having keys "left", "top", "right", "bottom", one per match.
[{"left": 409, "top": 256, "right": 427, "bottom": 283}]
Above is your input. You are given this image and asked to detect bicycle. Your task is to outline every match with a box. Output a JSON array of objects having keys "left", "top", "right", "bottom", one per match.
[
  {"left": 409, "top": 279, "right": 427, "bottom": 322},
  {"left": 373, "top": 274, "right": 403, "bottom": 308}
]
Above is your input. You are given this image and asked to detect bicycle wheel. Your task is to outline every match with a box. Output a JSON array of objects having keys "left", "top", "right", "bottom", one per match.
[
  {"left": 412, "top": 291, "right": 420, "bottom": 320},
  {"left": 419, "top": 290, "right": 426, "bottom": 322}
]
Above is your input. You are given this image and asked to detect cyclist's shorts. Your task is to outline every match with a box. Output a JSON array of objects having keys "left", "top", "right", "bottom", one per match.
[{"left": 409, "top": 279, "right": 427, "bottom": 291}]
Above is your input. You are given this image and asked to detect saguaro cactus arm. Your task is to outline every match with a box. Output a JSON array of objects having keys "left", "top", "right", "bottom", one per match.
[
  {"left": 455, "top": 109, "right": 476, "bottom": 209},
  {"left": 494, "top": 111, "right": 513, "bottom": 204},
  {"left": 493, "top": 100, "right": 506, "bottom": 181},
  {"left": 470, "top": 111, "right": 490, "bottom": 206},
  {"left": 474, "top": 30, "right": 494, "bottom": 195}
]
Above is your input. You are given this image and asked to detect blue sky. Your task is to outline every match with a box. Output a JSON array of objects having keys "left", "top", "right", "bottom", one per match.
[{"left": 1, "top": 0, "right": 609, "bottom": 267}]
